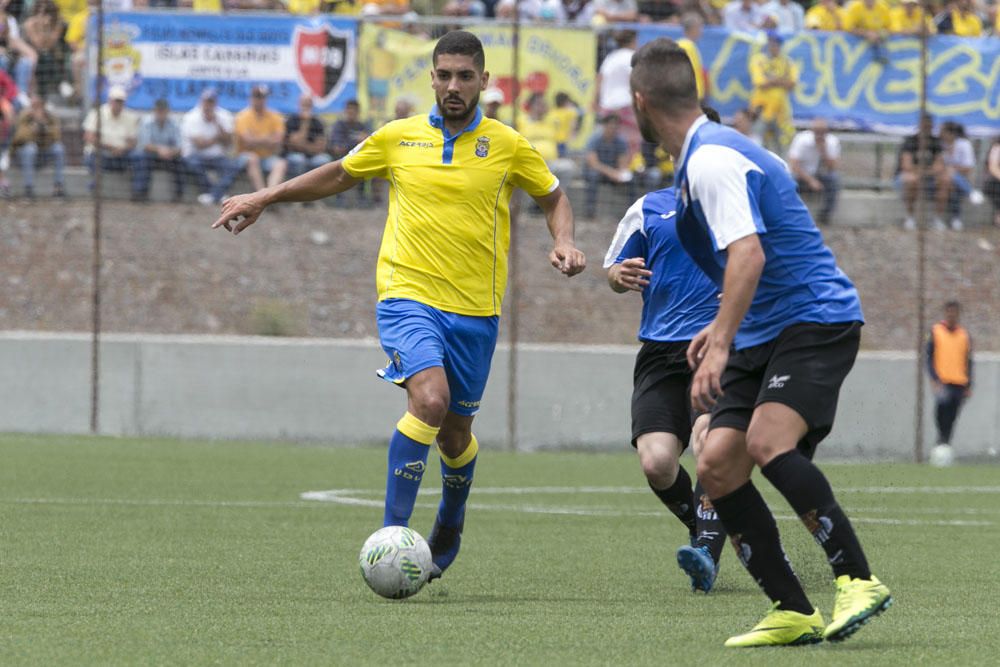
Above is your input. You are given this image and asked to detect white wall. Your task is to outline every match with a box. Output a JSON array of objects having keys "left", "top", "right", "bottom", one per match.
[{"left": 1, "top": 332, "right": 997, "bottom": 460}]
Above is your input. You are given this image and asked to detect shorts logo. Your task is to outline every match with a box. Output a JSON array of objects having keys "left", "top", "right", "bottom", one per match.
[
  {"left": 456, "top": 399, "right": 481, "bottom": 408},
  {"left": 475, "top": 136, "right": 490, "bottom": 158},
  {"left": 392, "top": 350, "right": 402, "bottom": 372},
  {"left": 768, "top": 374, "right": 791, "bottom": 389}
]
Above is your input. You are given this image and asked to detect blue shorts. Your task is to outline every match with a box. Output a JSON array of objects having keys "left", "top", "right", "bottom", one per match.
[{"left": 375, "top": 299, "right": 500, "bottom": 416}]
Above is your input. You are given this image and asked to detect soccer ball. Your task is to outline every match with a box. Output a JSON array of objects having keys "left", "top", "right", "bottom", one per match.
[
  {"left": 359, "top": 526, "right": 433, "bottom": 599},
  {"left": 929, "top": 444, "right": 955, "bottom": 468}
]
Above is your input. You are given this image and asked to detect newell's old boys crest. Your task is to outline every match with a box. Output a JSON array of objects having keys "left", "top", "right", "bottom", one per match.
[
  {"left": 293, "top": 24, "right": 354, "bottom": 107},
  {"left": 475, "top": 136, "right": 490, "bottom": 158}
]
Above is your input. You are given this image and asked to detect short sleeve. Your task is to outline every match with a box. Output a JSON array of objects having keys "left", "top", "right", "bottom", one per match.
[
  {"left": 82, "top": 109, "right": 96, "bottom": 134},
  {"left": 687, "top": 144, "right": 765, "bottom": 250},
  {"left": 603, "top": 195, "right": 647, "bottom": 268},
  {"left": 510, "top": 132, "right": 558, "bottom": 197},
  {"left": 340, "top": 127, "right": 388, "bottom": 180}
]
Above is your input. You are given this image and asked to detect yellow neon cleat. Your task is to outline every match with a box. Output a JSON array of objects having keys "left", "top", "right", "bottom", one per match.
[
  {"left": 724, "top": 603, "right": 825, "bottom": 648},
  {"left": 824, "top": 574, "right": 892, "bottom": 642}
]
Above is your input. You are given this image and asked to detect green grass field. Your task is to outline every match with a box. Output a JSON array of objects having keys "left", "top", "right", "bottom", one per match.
[{"left": 2, "top": 434, "right": 998, "bottom": 665}]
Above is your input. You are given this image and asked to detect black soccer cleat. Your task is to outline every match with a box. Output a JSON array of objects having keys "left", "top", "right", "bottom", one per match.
[{"left": 427, "top": 518, "right": 463, "bottom": 582}]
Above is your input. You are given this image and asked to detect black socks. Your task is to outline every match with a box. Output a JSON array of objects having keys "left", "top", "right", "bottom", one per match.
[{"left": 649, "top": 465, "right": 697, "bottom": 537}]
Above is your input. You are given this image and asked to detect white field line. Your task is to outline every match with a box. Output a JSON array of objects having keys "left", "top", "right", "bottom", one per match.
[{"left": 4, "top": 485, "right": 996, "bottom": 527}]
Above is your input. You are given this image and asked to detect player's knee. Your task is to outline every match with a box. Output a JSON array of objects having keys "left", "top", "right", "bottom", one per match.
[
  {"left": 409, "top": 391, "right": 449, "bottom": 426},
  {"left": 745, "top": 428, "right": 793, "bottom": 467},
  {"left": 695, "top": 446, "right": 735, "bottom": 496},
  {"left": 636, "top": 436, "right": 679, "bottom": 487},
  {"left": 437, "top": 429, "right": 472, "bottom": 460}
]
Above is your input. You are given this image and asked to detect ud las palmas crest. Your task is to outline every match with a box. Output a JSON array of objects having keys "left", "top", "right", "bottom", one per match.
[
  {"left": 292, "top": 23, "right": 354, "bottom": 108},
  {"left": 475, "top": 136, "right": 490, "bottom": 158}
]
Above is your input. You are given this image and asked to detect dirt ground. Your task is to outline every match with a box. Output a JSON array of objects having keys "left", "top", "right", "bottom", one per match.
[{"left": 1, "top": 199, "right": 998, "bottom": 350}]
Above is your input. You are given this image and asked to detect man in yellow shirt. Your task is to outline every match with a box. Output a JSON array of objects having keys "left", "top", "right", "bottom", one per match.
[
  {"left": 213, "top": 31, "right": 585, "bottom": 582},
  {"left": 749, "top": 31, "right": 797, "bottom": 152},
  {"left": 805, "top": 0, "right": 844, "bottom": 31},
  {"left": 843, "top": 0, "right": 891, "bottom": 62},
  {"left": 677, "top": 12, "right": 706, "bottom": 103},
  {"left": 889, "top": 0, "right": 936, "bottom": 35},
  {"left": 516, "top": 92, "right": 575, "bottom": 184},
  {"left": 935, "top": 0, "right": 984, "bottom": 36},
  {"left": 234, "top": 85, "right": 288, "bottom": 191}
]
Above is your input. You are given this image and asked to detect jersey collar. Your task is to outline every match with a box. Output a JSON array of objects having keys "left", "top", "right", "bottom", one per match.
[
  {"left": 677, "top": 114, "right": 709, "bottom": 173},
  {"left": 428, "top": 105, "right": 484, "bottom": 139}
]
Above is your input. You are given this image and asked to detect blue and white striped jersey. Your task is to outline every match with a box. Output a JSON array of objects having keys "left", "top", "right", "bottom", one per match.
[
  {"left": 673, "top": 116, "right": 864, "bottom": 350},
  {"left": 604, "top": 188, "right": 719, "bottom": 343}
]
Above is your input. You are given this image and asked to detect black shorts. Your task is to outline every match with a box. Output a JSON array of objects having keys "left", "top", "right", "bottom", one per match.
[
  {"left": 710, "top": 321, "right": 862, "bottom": 458},
  {"left": 631, "top": 340, "right": 700, "bottom": 448}
]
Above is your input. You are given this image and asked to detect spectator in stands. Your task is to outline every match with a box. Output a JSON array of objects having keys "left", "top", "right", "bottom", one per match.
[
  {"left": 788, "top": 118, "right": 841, "bottom": 226},
  {"left": 82, "top": 84, "right": 142, "bottom": 198},
  {"left": 0, "top": 4, "right": 37, "bottom": 103},
  {"left": 723, "top": 0, "right": 766, "bottom": 31},
  {"left": 595, "top": 30, "right": 639, "bottom": 158},
  {"left": 563, "top": 0, "right": 595, "bottom": 23},
  {"left": 842, "top": 0, "right": 891, "bottom": 63},
  {"left": 584, "top": 112, "right": 633, "bottom": 218},
  {"left": 940, "top": 120, "right": 984, "bottom": 231},
  {"left": 393, "top": 94, "right": 416, "bottom": 120},
  {"left": 182, "top": 88, "right": 245, "bottom": 206},
  {"left": 551, "top": 91, "right": 582, "bottom": 158},
  {"left": 749, "top": 31, "right": 797, "bottom": 153},
  {"left": 22, "top": 0, "right": 67, "bottom": 101},
  {"left": 984, "top": 135, "right": 1000, "bottom": 227},
  {"left": 678, "top": 12, "right": 707, "bottom": 103},
  {"left": 51, "top": 0, "right": 86, "bottom": 23},
  {"left": 889, "top": 0, "right": 936, "bottom": 35},
  {"left": 517, "top": 93, "right": 576, "bottom": 187},
  {"left": 134, "top": 98, "right": 184, "bottom": 202},
  {"left": 496, "top": 0, "right": 567, "bottom": 20},
  {"left": 762, "top": 0, "right": 804, "bottom": 32},
  {"left": 329, "top": 98, "right": 371, "bottom": 205},
  {"left": 235, "top": 84, "right": 287, "bottom": 192},
  {"left": 284, "top": 93, "right": 331, "bottom": 179},
  {"left": 897, "top": 113, "right": 950, "bottom": 231},
  {"left": 12, "top": 92, "right": 64, "bottom": 197},
  {"left": 925, "top": 301, "right": 973, "bottom": 452},
  {"left": 805, "top": 0, "right": 844, "bottom": 31},
  {"left": 442, "top": 0, "right": 487, "bottom": 16},
  {"left": 591, "top": 0, "right": 639, "bottom": 23},
  {"left": 481, "top": 87, "right": 504, "bottom": 120},
  {"left": 0, "top": 66, "right": 15, "bottom": 197},
  {"left": 731, "top": 106, "right": 762, "bottom": 144},
  {"left": 935, "top": 0, "right": 984, "bottom": 35}
]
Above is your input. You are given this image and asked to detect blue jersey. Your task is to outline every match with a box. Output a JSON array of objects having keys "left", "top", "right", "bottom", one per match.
[
  {"left": 673, "top": 116, "right": 864, "bottom": 349},
  {"left": 603, "top": 188, "right": 719, "bottom": 343}
]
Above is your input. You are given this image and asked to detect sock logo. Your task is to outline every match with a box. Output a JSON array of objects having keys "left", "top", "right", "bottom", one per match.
[
  {"left": 442, "top": 473, "right": 471, "bottom": 489},
  {"left": 800, "top": 510, "right": 833, "bottom": 545},
  {"left": 767, "top": 374, "right": 791, "bottom": 389},
  {"left": 394, "top": 460, "right": 425, "bottom": 481},
  {"left": 697, "top": 494, "right": 718, "bottom": 521},
  {"left": 730, "top": 534, "right": 753, "bottom": 568}
]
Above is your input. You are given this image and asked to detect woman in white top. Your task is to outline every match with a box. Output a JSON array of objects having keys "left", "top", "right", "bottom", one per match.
[{"left": 940, "top": 121, "right": 984, "bottom": 230}]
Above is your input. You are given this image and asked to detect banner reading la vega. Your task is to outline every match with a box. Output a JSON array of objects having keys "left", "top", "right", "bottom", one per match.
[
  {"left": 640, "top": 25, "right": 1000, "bottom": 136},
  {"left": 92, "top": 12, "right": 357, "bottom": 113}
]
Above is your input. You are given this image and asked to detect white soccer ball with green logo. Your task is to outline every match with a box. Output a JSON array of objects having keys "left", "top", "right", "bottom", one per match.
[{"left": 359, "top": 526, "right": 433, "bottom": 599}]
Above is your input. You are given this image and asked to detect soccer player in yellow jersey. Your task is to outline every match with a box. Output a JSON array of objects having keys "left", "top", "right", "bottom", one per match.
[{"left": 212, "top": 31, "right": 586, "bottom": 581}]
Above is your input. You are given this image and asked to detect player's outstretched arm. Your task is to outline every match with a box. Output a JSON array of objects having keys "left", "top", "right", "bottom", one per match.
[
  {"left": 534, "top": 187, "right": 586, "bottom": 276},
  {"left": 689, "top": 234, "right": 764, "bottom": 411},
  {"left": 607, "top": 258, "right": 651, "bottom": 293},
  {"left": 211, "top": 160, "right": 362, "bottom": 235}
]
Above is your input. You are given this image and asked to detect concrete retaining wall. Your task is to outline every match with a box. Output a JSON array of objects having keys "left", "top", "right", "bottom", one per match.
[{"left": 1, "top": 332, "right": 997, "bottom": 460}]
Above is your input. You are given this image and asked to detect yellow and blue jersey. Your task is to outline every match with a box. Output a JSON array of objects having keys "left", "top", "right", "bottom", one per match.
[{"left": 342, "top": 107, "right": 559, "bottom": 317}]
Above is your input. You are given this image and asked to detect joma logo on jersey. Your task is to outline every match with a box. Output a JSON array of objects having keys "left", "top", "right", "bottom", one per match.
[
  {"left": 475, "top": 136, "right": 490, "bottom": 158},
  {"left": 399, "top": 140, "right": 434, "bottom": 148},
  {"left": 768, "top": 374, "right": 790, "bottom": 389}
]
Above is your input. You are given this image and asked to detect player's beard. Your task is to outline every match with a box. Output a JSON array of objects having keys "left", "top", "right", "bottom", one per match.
[
  {"left": 635, "top": 102, "right": 659, "bottom": 144},
  {"left": 438, "top": 91, "right": 480, "bottom": 123}
]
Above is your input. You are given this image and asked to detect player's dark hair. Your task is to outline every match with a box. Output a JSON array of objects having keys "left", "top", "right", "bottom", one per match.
[
  {"left": 701, "top": 105, "right": 721, "bottom": 123},
  {"left": 433, "top": 30, "right": 486, "bottom": 72},
  {"left": 630, "top": 38, "right": 699, "bottom": 115}
]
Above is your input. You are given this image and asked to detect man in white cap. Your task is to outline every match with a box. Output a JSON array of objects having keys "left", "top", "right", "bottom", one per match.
[{"left": 82, "top": 84, "right": 143, "bottom": 199}]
